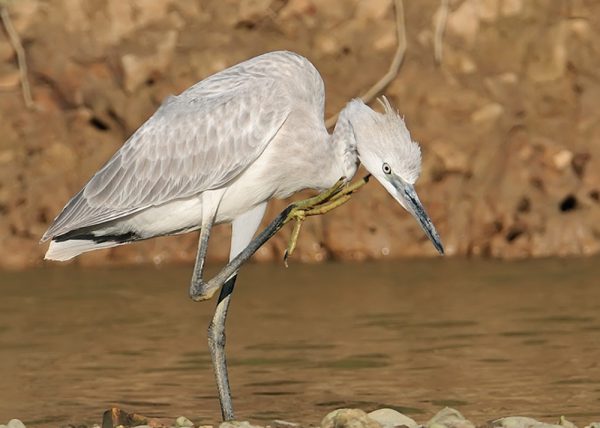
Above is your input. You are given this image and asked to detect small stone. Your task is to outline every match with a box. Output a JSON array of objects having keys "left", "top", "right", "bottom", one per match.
[
  {"left": 558, "top": 417, "right": 577, "bottom": 428},
  {"left": 321, "top": 409, "right": 383, "bottom": 428},
  {"left": 176, "top": 416, "right": 195, "bottom": 427},
  {"left": 584, "top": 424, "right": 600, "bottom": 428},
  {"left": 220, "top": 422, "right": 262, "bottom": 428},
  {"left": 273, "top": 420, "right": 301, "bottom": 428},
  {"left": 7, "top": 420, "right": 26, "bottom": 428},
  {"left": 102, "top": 407, "right": 149, "bottom": 428},
  {"left": 490, "top": 416, "right": 563, "bottom": 428},
  {"left": 368, "top": 409, "right": 418, "bottom": 428},
  {"left": 552, "top": 150, "right": 574, "bottom": 171},
  {"left": 427, "top": 408, "right": 475, "bottom": 428}
]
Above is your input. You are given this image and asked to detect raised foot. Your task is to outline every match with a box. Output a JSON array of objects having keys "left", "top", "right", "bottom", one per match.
[{"left": 283, "top": 174, "right": 370, "bottom": 265}]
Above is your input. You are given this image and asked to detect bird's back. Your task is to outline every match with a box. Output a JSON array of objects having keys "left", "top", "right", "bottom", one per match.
[{"left": 181, "top": 51, "right": 325, "bottom": 117}]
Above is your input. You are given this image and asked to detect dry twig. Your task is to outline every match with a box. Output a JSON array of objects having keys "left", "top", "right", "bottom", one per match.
[
  {"left": 1, "top": 1, "right": 34, "bottom": 108},
  {"left": 325, "top": 0, "right": 406, "bottom": 128},
  {"left": 434, "top": 0, "right": 449, "bottom": 65}
]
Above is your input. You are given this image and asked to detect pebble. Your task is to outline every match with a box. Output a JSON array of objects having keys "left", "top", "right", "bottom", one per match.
[
  {"left": 427, "top": 408, "right": 475, "bottom": 428},
  {"left": 321, "top": 409, "right": 383, "bottom": 428},
  {"left": 220, "top": 421, "right": 263, "bottom": 428},
  {"left": 273, "top": 420, "right": 302, "bottom": 428},
  {"left": 176, "top": 416, "right": 195, "bottom": 427},
  {"left": 559, "top": 417, "right": 577, "bottom": 428},
  {"left": 368, "top": 409, "right": 419, "bottom": 428},
  {"left": 7, "top": 420, "right": 26, "bottom": 428},
  {"left": 490, "top": 417, "right": 564, "bottom": 428}
]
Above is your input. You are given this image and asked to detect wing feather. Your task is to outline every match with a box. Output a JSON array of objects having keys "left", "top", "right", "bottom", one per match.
[{"left": 43, "top": 78, "right": 290, "bottom": 240}]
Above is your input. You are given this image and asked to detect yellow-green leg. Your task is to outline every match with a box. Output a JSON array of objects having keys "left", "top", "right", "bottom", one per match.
[{"left": 282, "top": 174, "right": 371, "bottom": 263}]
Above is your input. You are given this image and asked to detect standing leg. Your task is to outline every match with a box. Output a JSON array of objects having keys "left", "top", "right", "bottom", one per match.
[
  {"left": 203, "top": 203, "right": 268, "bottom": 421},
  {"left": 208, "top": 275, "right": 237, "bottom": 421}
]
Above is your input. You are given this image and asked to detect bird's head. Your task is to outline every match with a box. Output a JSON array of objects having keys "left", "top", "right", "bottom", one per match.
[{"left": 345, "top": 97, "right": 444, "bottom": 255}]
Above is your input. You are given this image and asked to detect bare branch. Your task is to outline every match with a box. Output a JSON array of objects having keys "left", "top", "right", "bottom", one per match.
[
  {"left": 434, "top": 0, "right": 449, "bottom": 65},
  {"left": 325, "top": 0, "right": 406, "bottom": 129},
  {"left": 1, "top": 3, "right": 34, "bottom": 109}
]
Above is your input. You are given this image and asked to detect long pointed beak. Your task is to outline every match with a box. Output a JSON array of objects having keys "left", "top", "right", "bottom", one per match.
[{"left": 391, "top": 177, "right": 444, "bottom": 255}]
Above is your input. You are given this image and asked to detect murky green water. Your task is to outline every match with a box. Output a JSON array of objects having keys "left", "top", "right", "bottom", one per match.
[{"left": 1, "top": 259, "right": 599, "bottom": 427}]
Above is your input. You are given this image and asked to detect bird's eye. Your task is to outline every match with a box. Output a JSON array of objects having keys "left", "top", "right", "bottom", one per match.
[{"left": 382, "top": 163, "right": 392, "bottom": 175}]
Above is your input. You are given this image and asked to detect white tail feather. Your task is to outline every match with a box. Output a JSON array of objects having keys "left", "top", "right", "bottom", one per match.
[{"left": 44, "top": 239, "right": 125, "bottom": 261}]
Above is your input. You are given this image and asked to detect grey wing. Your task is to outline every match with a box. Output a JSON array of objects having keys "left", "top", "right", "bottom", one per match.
[{"left": 42, "top": 79, "right": 290, "bottom": 241}]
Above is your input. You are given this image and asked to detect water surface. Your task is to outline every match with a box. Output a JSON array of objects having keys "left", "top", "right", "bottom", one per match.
[{"left": 1, "top": 258, "right": 599, "bottom": 426}]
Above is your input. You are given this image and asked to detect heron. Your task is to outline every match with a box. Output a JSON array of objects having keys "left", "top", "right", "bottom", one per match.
[{"left": 41, "top": 50, "right": 444, "bottom": 421}]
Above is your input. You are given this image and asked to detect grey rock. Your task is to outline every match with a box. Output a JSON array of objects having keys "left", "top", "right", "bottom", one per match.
[
  {"left": 7, "top": 421, "right": 26, "bottom": 428},
  {"left": 321, "top": 409, "right": 383, "bottom": 428},
  {"left": 368, "top": 409, "right": 419, "bottom": 428},
  {"left": 559, "top": 417, "right": 577, "bottom": 428},
  {"left": 176, "top": 416, "right": 195, "bottom": 427},
  {"left": 490, "top": 417, "right": 563, "bottom": 428},
  {"left": 273, "top": 420, "right": 301, "bottom": 428},
  {"left": 427, "top": 408, "right": 475, "bottom": 428},
  {"left": 220, "top": 422, "right": 263, "bottom": 428}
]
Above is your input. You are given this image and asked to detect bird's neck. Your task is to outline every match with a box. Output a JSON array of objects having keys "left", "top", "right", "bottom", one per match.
[{"left": 330, "top": 102, "right": 360, "bottom": 182}]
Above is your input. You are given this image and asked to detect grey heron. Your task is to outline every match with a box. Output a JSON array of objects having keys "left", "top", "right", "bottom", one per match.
[{"left": 41, "top": 50, "right": 444, "bottom": 421}]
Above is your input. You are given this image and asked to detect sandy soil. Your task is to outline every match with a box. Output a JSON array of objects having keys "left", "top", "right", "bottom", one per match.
[{"left": 0, "top": 0, "right": 599, "bottom": 269}]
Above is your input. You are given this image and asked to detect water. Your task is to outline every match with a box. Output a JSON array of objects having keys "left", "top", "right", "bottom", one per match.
[{"left": 1, "top": 258, "right": 599, "bottom": 427}]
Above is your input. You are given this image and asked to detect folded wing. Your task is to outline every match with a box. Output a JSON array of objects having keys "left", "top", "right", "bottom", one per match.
[{"left": 42, "top": 78, "right": 290, "bottom": 241}]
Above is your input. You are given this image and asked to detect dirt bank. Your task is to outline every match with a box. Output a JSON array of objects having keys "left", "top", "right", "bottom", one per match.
[{"left": 0, "top": 0, "right": 599, "bottom": 269}]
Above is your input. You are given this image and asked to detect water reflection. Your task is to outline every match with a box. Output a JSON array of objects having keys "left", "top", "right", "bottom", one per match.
[{"left": 0, "top": 258, "right": 599, "bottom": 426}]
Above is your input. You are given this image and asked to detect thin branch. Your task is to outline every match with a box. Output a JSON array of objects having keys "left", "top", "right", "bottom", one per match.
[
  {"left": 434, "top": 0, "right": 449, "bottom": 65},
  {"left": 325, "top": 0, "right": 406, "bottom": 129},
  {"left": 1, "top": 3, "right": 34, "bottom": 109}
]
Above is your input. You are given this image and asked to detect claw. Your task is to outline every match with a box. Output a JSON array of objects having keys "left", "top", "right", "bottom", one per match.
[
  {"left": 284, "top": 218, "right": 303, "bottom": 267},
  {"left": 283, "top": 249, "right": 290, "bottom": 268}
]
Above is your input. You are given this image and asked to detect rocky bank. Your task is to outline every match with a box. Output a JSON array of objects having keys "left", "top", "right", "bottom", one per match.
[
  {"left": 2, "top": 406, "right": 600, "bottom": 428},
  {"left": 1, "top": 0, "right": 599, "bottom": 269}
]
